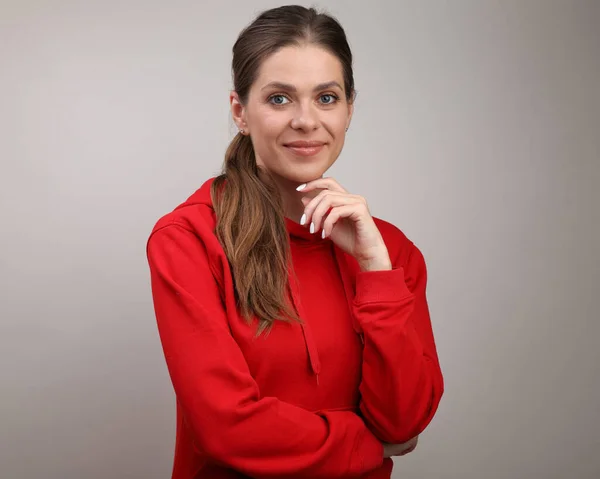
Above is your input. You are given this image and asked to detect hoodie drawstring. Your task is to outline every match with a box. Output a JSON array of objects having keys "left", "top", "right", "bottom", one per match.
[
  {"left": 301, "top": 323, "right": 321, "bottom": 385},
  {"left": 287, "top": 245, "right": 362, "bottom": 386},
  {"left": 287, "top": 269, "right": 322, "bottom": 385}
]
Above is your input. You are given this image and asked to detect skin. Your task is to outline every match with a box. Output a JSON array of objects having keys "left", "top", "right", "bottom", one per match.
[
  {"left": 384, "top": 436, "right": 419, "bottom": 458},
  {"left": 230, "top": 44, "right": 418, "bottom": 457},
  {"left": 230, "top": 44, "right": 351, "bottom": 221}
]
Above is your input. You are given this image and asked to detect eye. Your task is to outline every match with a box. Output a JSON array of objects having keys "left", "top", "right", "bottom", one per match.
[
  {"left": 268, "top": 94, "right": 290, "bottom": 106},
  {"left": 319, "top": 94, "right": 339, "bottom": 105}
]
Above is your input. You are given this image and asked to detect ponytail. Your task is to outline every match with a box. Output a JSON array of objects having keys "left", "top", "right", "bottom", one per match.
[{"left": 210, "top": 133, "right": 301, "bottom": 335}]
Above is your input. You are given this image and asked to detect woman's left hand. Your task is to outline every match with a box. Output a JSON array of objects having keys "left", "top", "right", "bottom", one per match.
[
  {"left": 383, "top": 435, "right": 419, "bottom": 458},
  {"left": 297, "top": 177, "right": 392, "bottom": 272}
]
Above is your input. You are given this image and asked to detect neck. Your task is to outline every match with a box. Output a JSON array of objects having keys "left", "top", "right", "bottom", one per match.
[{"left": 259, "top": 170, "right": 319, "bottom": 223}]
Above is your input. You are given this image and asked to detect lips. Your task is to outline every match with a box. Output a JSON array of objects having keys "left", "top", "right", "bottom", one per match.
[{"left": 284, "top": 141, "right": 326, "bottom": 157}]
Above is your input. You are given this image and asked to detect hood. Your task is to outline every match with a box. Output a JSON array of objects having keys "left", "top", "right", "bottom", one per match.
[
  {"left": 175, "top": 176, "right": 218, "bottom": 211},
  {"left": 177, "top": 176, "right": 332, "bottom": 246}
]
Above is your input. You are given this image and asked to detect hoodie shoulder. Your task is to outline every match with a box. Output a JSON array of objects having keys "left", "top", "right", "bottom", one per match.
[{"left": 372, "top": 216, "right": 418, "bottom": 267}]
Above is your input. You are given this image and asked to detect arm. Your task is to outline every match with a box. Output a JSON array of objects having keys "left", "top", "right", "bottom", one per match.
[
  {"left": 147, "top": 223, "right": 384, "bottom": 479},
  {"left": 354, "top": 243, "right": 444, "bottom": 444}
]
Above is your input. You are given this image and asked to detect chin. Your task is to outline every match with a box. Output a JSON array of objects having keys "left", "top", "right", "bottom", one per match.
[
  {"left": 284, "top": 164, "right": 330, "bottom": 183},
  {"left": 260, "top": 150, "right": 336, "bottom": 184}
]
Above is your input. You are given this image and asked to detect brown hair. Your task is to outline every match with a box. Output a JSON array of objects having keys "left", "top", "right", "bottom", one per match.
[{"left": 210, "top": 5, "right": 355, "bottom": 334}]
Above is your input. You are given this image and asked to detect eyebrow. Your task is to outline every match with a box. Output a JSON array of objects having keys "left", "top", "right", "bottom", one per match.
[{"left": 260, "top": 81, "right": 343, "bottom": 92}]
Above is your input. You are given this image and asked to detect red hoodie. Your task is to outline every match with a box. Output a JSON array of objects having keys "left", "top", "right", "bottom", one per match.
[{"left": 147, "top": 177, "right": 444, "bottom": 479}]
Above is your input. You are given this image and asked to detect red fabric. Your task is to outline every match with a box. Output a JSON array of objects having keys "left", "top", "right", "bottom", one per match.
[{"left": 146, "top": 177, "right": 444, "bottom": 478}]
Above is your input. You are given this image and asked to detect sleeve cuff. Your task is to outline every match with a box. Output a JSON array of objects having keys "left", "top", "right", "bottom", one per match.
[{"left": 354, "top": 267, "right": 413, "bottom": 305}]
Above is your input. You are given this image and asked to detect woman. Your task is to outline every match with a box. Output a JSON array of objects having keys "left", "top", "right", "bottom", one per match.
[{"left": 147, "top": 5, "right": 444, "bottom": 479}]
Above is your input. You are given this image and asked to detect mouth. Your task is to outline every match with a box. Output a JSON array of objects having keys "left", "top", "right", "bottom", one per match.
[{"left": 283, "top": 141, "right": 326, "bottom": 157}]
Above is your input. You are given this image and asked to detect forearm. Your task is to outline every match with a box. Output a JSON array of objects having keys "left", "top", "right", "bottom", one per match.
[{"left": 352, "top": 250, "right": 444, "bottom": 443}]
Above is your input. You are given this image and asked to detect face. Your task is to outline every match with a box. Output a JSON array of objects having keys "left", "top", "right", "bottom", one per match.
[{"left": 230, "top": 45, "right": 353, "bottom": 185}]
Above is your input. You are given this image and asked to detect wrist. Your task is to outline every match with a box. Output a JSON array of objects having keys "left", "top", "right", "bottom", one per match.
[{"left": 358, "top": 255, "right": 392, "bottom": 272}]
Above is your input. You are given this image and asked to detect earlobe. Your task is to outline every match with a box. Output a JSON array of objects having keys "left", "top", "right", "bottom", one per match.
[
  {"left": 230, "top": 91, "right": 246, "bottom": 131},
  {"left": 346, "top": 101, "right": 354, "bottom": 132}
]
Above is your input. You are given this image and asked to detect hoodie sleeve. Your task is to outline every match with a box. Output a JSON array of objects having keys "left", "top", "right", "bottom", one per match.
[
  {"left": 147, "top": 223, "right": 384, "bottom": 479},
  {"left": 353, "top": 242, "right": 444, "bottom": 444}
]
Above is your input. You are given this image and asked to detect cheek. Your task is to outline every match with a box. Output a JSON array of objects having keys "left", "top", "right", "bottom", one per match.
[
  {"left": 326, "top": 113, "right": 348, "bottom": 153},
  {"left": 248, "top": 110, "right": 287, "bottom": 167},
  {"left": 253, "top": 107, "right": 287, "bottom": 138},
  {"left": 263, "top": 118, "right": 286, "bottom": 139},
  {"left": 324, "top": 110, "right": 348, "bottom": 133}
]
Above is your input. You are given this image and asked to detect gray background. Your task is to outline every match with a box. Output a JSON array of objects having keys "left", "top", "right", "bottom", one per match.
[{"left": 2, "top": 0, "right": 599, "bottom": 478}]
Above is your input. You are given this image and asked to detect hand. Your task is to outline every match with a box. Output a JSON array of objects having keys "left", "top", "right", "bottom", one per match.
[
  {"left": 297, "top": 177, "right": 391, "bottom": 271},
  {"left": 382, "top": 436, "right": 419, "bottom": 458}
]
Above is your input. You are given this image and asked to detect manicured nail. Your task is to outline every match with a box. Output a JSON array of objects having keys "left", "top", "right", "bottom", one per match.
[
  {"left": 300, "top": 213, "right": 306, "bottom": 225},
  {"left": 296, "top": 183, "right": 307, "bottom": 191},
  {"left": 310, "top": 222, "right": 315, "bottom": 234},
  {"left": 321, "top": 229, "right": 326, "bottom": 239}
]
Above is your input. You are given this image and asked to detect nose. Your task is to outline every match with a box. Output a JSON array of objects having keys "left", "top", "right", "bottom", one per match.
[{"left": 290, "top": 101, "right": 319, "bottom": 132}]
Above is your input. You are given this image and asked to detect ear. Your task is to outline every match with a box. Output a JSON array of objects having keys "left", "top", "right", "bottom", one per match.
[
  {"left": 230, "top": 91, "right": 247, "bottom": 133},
  {"left": 346, "top": 95, "right": 355, "bottom": 131}
]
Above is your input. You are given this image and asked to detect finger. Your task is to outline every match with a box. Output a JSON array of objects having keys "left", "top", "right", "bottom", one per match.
[
  {"left": 303, "top": 190, "right": 365, "bottom": 227},
  {"left": 322, "top": 203, "right": 369, "bottom": 238},
  {"left": 300, "top": 196, "right": 311, "bottom": 206},
  {"left": 296, "top": 176, "right": 347, "bottom": 194},
  {"left": 311, "top": 193, "right": 363, "bottom": 233},
  {"left": 301, "top": 189, "right": 342, "bottom": 226}
]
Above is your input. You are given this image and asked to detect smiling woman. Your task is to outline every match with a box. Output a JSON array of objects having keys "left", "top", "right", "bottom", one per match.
[
  {"left": 231, "top": 42, "right": 353, "bottom": 189},
  {"left": 146, "top": 5, "right": 444, "bottom": 479}
]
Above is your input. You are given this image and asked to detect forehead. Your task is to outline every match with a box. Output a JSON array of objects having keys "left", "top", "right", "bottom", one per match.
[{"left": 254, "top": 45, "right": 344, "bottom": 89}]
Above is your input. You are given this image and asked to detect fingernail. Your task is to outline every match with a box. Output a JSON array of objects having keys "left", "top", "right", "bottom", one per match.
[
  {"left": 300, "top": 214, "right": 306, "bottom": 225},
  {"left": 310, "top": 222, "right": 315, "bottom": 234},
  {"left": 321, "top": 229, "right": 326, "bottom": 239},
  {"left": 296, "top": 183, "right": 307, "bottom": 191}
]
